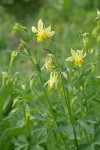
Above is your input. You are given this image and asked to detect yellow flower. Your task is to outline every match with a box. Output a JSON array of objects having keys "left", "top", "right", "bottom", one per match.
[
  {"left": 44, "top": 72, "right": 58, "bottom": 89},
  {"left": 65, "top": 49, "right": 86, "bottom": 67},
  {"left": 32, "top": 19, "right": 55, "bottom": 42},
  {"left": 41, "top": 56, "right": 53, "bottom": 71}
]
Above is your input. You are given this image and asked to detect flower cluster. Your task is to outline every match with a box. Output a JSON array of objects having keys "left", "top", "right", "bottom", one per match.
[{"left": 31, "top": 19, "right": 88, "bottom": 89}]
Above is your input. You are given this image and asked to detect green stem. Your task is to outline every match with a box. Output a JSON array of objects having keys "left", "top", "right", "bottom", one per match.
[
  {"left": 82, "top": 85, "right": 89, "bottom": 115},
  {"left": 73, "top": 34, "right": 81, "bottom": 49},
  {"left": 83, "top": 127, "right": 89, "bottom": 144},
  {"left": 62, "top": 76, "right": 79, "bottom": 150},
  {"left": 51, "top": 39, "right": 79, "bottom": 150},
  {"left": 93, "top": 98, "right": 100, "bottom": 104},
  {"left": 29, "top": 54, "right": 69, "bottom": 150},
  {"left": 22, "top": 100, "right": 31, "bottom": 136}
]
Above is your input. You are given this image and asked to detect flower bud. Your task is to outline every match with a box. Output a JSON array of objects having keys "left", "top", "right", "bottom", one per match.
[
  {"left": 2, "top": 71, "right": 8, "bottom": 86},
  {"left": 30, "top": 78, "right": 34, "bottom": 89},
  {"left": 10, "top": 51, "right": 18, "bottom": 67},
  {"left": 25, "top": 112, "right": 30, "bottom": 123},
  {"left": 21, "top": 84, "right": 26, "bottom": 91},
  {"left": 12, "top": 97, "right": 22, "bottom": 107},
  {"left": 82, "top": 33, "right": 89, "bottom": 51}
]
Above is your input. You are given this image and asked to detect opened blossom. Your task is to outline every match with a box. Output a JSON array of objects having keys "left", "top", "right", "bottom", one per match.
[
  {"left": 41, "top": 56, "right": 53, "bottom": 71},
  {"left": 65, "top": 49, "right": 86, "bottom": 67},
  {"left": 44, "top": 72, "right": 58, "bottom": 89},
  {"left": 32, "top": 19, "right": 55, "bottom": 42}
]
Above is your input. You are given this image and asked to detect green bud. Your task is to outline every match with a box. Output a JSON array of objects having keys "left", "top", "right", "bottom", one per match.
[
  {"left": 12, "top": 97, "right": 22, "bottom": 107},
  {"left": 2, "top": 71, "right": 8, "bottom": 86},
  {"left": 21, "top": 84, "right": 26, "bottom": 90},
  {"left": 30, "top": 78, "right": 34, "bottom": 89},
  {"left": 82, "top": 33, "right": 89, "bottom": 51},
  {"left": 25, "top": 112, "right": 30, "bottom": 123},
  {"left": 10, "top": 51, "right": 18, "bottom": 67}
]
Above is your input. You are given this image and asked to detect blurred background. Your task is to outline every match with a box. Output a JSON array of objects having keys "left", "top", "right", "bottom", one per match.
[{"left": 0, "top": 0, "right": 100, "bottom": 71}]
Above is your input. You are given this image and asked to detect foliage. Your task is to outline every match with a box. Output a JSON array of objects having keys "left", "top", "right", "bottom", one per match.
[{"left": 0, "top": 10, "right": 100, "bottom": 150}]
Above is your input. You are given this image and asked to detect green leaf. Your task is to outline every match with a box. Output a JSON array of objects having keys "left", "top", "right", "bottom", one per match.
[
  {"left": 43, "top": 48, "right": 54, "bottom": 54},
  {"left": 14, "top": 135, "right": 29, "bottom": 150},
  {"left": 30, "top": 144, "right": 44, "bottom": 150},
  {"left": 0, "top": 82, "right": 13, "bottom": 121},
  {"left": 93, "top": 127, "right": 100, "bottom": 145},
  {"left": 0, "top": 118, "right": 11, "bottom": 136},
  {"left": 19, "top": 39, "right": 31, "bottom": 57},
  {"left": 36, "top": 62, "right": 41, "bottom": 73},
  {"left": 0, "top": 125, "right": 27, "bottom": 149},
  {"left": 79, "top": 144, "right": 94, "bottom": 150}
]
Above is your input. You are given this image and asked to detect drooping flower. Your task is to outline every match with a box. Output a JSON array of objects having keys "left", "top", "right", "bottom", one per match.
[
  {"left": 41, "top": 56, "right": 53, "bottom": 71},
  {"left": 65, "top": 49, "right": 86, "bottom": 67},
  {"left": 44, "top": 72, "right": 58, "bottom": 89},
  {"left": 32, "top": 19, "right": 55, "bottom": 42}
]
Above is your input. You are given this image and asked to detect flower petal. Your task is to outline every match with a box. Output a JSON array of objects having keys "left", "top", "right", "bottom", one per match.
[
  {"left": 77, "top": 50, "right": 83, "bottom": 58},
  {"left": 38, "top": 19, "right": 43, "bottom": 31},
  {"left": 45, "top": 25, "right": 51, "bottom": 33},
  {"left": 47, "top": 31, "right": 55, "bottom": 37},
  {"left": 83, "top": 52, "right": 86, "bottom": 58},
  {"left": 32, "top": 26, "right": 38, "bottom": 33},
  {"left": 71, "top": 49, "right": 79, "bottom": 59},
  {"left": 44, "top": 80, "right": 49, "bottom": 87},
  {"left": 65, "top": 57, "right": 74, "bottom": 62}
]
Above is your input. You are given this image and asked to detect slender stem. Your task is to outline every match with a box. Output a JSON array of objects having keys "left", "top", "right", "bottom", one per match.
[
  {"left": 28, "top": 54, "right": 69, "bottom": 150},
  {"left": 73, "top": 34, "right": 81, "bottom": 49},
  {"left": 82, "top": 85, "right": 89, "bottom": 115},
  {"left": 83, "top": 127, "right": 89, "bottom": 144},
  {"left": 93, "top": 98, "right": 100, "bottom": 104},
  {"left": 22, "top": 100, "right": 31, "bottom": 136},
  {"left": 51, "top": 39, "right": 79, "bottom": 150},
  {"left": 62, "top": 75, "right": 79, "bottom": 150}
]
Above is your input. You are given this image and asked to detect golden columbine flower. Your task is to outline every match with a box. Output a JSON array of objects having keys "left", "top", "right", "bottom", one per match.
[
  {"left": 31, "top": 19, "right": 55, "bottom": 42},
  {"left": 65, "top": 49, "right": 86, "bottom": 67},
  {"left": 41, "top": 56, "right": 53, "bottom": 71},
  {"left": 10, "top": 51, "right": 18, "bottom": 67},
  {"left": 44, "top": 71, "right": 58, "bottom": 89}
]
